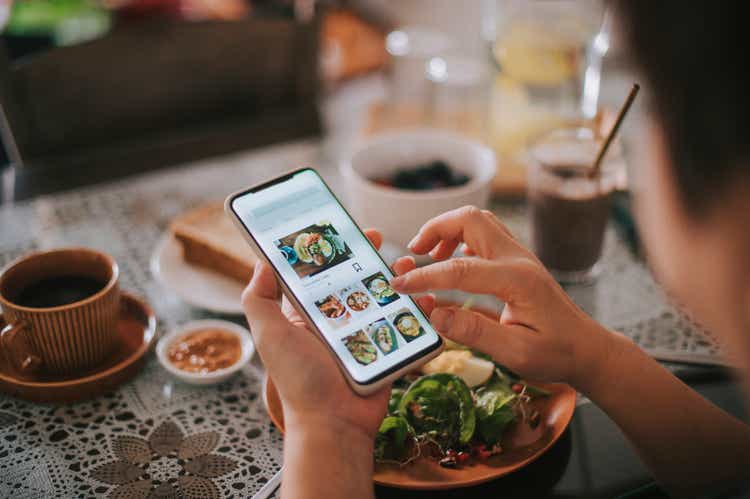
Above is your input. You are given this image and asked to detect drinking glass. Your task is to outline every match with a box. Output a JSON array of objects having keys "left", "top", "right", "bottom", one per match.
[
  {"left": 488, "top": 0, "right": 607, "bottom": 177},
  {"left": 426, "top": 55, "right": 491, "bottom": 140},
  {"left": 527, "top": 126, "right": 623, "bottom": 283},
  {"left": 385, "top": 27, "right": 454, "bottom": 125}
]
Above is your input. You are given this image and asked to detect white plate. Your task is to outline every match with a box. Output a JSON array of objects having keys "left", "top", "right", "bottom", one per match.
[{"left": 151, "top": 234, "right": 245, "bottom": 315}]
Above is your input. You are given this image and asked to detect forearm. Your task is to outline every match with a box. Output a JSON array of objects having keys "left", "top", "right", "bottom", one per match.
[
  {"left": 282, "top": 416, "right": 375, "bottom": 499},
  {"left": 577, "top": 328, "right": 750, "bottom": 495}
]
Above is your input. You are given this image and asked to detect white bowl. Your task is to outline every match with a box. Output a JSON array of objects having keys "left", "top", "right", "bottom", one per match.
[
  {"left": 340, "top": 129, "right": 497, "bottom": 250},
  {"left": 156, "top": 319, "right": 254, "bottom": 385}
]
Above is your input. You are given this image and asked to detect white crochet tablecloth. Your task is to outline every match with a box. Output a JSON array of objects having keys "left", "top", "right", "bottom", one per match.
[{"left": 0, "top": 139, "right": 724, "bottom": 498}]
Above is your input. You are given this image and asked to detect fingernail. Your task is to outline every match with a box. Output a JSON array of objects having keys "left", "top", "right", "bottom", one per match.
[
  {"left": 407, "top": 235, "right": 419, "bottom": 250},
  {"left": 431, "top": 309, "right": 454, "bottom": 331}
]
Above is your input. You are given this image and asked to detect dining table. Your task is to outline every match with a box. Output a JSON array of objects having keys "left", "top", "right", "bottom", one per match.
[{"left": 0, "top": 101, "right": 746, "bottom": 498}]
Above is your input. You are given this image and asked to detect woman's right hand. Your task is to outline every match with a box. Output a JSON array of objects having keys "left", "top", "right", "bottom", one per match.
[
  {"left": 393, "top": 207, "right": 750, "bottom": 496},
  {"left": 390, "top": 206, "right": 619, "bottom": 389}
]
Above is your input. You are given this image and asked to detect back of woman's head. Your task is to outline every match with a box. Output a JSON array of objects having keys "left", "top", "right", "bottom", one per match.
[{"left": 614, "top": 1, "right": 750, "bottom": 216}]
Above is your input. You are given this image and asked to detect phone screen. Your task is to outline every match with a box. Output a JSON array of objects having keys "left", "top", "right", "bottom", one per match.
[{"left": 229, "top": 168, "right": 442, "bottom": 384}]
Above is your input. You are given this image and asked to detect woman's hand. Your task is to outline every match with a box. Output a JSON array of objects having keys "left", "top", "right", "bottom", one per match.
[
  {"left": 242, "top": 229, "right": 435, "bottom": 439},
  {"left": 390, "top": 206, "right": 617, "bottom": 388},
  {"left": 394, "top": 207, "right": 750, "bottom": 496},
  {"left": 243, "top": 229, "right": 438, "bottom": 499}
]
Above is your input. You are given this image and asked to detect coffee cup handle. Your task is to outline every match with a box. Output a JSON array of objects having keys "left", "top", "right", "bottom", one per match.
[{"left": 0, "top": 321, "right": 42, "bottom": 372}]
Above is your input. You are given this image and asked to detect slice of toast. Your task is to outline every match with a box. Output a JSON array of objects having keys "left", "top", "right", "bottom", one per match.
[{"left": 170, "top": 203, "right": 256, "bottom": 283}]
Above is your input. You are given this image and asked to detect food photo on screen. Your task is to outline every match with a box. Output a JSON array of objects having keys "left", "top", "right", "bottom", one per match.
[
  {"left": 275, "top": 222, "right": 353, "bottom": 279},
  {"left": 362, "top": 271, "right": 400, "bottom": 306},
  {"left": 388, "top": 308, "right": 425, "bottom": 342},
  {"left": 366, "top": 318, "right": 399, "bottom": 355},
  {"left": 314, "top": 294, "right": 351, "bottom": 328},
  {"left": 338, "top": 283, "right": 374, "bottom": 315},
  {"left": 342, "top": 330, "right": 378, "bottom": 365}
]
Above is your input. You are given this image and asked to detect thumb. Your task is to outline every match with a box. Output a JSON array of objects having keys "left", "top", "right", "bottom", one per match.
[
  {"left": 242, "top": 262, "right": 291, "bottom": 363},
  {"left": 245, "top": 261, "right": 278, "bottom": 300}
]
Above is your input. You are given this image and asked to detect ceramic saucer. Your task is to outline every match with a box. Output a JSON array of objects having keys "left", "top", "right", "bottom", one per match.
[{"left": 0, "top": 292, "right": 156, "bottom": 404}]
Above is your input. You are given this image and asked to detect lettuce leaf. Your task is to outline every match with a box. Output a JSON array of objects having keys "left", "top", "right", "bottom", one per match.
[
  {"left": 374, "top": 415, "right": 412, "bottom": 461},
  {"left": 475, "top": 389, "right": 516, "bottom": 445},
  {"left": 398, "top": 373, "right": 476, "bottom": 448},
  {"left": 388, "top": 388, "right": 405, "bottom": 415}
]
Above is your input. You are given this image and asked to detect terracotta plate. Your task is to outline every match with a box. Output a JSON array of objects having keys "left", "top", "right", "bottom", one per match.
[
  {"left": 0, "top": 292, "right": 156, "bottom": 404},
  {"left": 264, "top": 376, "right": 576, "bottom": 490}
]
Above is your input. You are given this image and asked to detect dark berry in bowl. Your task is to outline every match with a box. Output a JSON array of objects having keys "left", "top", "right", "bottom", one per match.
[{"left": 374, "top": 161, "right": 471, "bottom": 191}]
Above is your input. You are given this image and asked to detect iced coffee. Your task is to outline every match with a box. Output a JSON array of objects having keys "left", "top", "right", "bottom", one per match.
[{"left": 528, "top": 127, "right": 623, "bottom": 283}]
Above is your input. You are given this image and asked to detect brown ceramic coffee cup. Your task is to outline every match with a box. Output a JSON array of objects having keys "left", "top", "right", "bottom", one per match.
[{"left": 0, "top": 248, "right": 120, "bottom": 374}]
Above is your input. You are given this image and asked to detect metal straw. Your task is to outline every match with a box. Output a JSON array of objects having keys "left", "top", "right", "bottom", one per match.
[{"left": 589, "top": 83, "right": 640, "bottom": 178}]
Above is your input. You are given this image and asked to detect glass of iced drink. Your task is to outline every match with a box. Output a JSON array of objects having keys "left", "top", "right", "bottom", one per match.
[{"left": 527, "top": 127, "right": 623, "bottom": 283}]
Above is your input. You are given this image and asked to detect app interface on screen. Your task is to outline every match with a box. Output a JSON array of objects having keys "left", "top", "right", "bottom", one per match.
[{"left": 232, "top": 170, "right": 439, "bottom": 382}]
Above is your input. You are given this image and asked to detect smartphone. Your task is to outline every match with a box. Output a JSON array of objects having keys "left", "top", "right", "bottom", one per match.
[{"left": 225, "top": 168, "right": 443, "bottom": 395}]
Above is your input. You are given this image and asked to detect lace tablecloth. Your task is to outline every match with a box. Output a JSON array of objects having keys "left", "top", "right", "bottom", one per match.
[{"left": 0, "top": 140, "right": 724, "bottom": 498}]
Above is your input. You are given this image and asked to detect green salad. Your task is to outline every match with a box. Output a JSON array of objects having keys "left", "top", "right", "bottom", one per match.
[{"left": 374, "top": 347, "right": 549, "bottom": 468}]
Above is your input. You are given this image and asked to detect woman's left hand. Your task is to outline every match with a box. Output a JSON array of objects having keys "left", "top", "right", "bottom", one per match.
[{"left": 242, "top": 229, "right": 435, "bottom": 440}]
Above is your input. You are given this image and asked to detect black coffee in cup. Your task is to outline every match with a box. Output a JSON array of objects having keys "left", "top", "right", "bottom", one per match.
[
  {"left": 0, "top": 248, "right": 121, "bottom": 374},
  {"left": 16, "top": 276, "right": 105, "bottom": 308}
]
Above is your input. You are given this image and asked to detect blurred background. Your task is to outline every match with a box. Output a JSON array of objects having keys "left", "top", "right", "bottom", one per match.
[{"left": 0, "top": 0, "right": 634, "bottom": 203}]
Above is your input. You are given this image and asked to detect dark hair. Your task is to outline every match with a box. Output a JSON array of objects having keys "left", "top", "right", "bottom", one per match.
[{"left": 613, "top": 1, "right": 750, "bottom": 215}]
